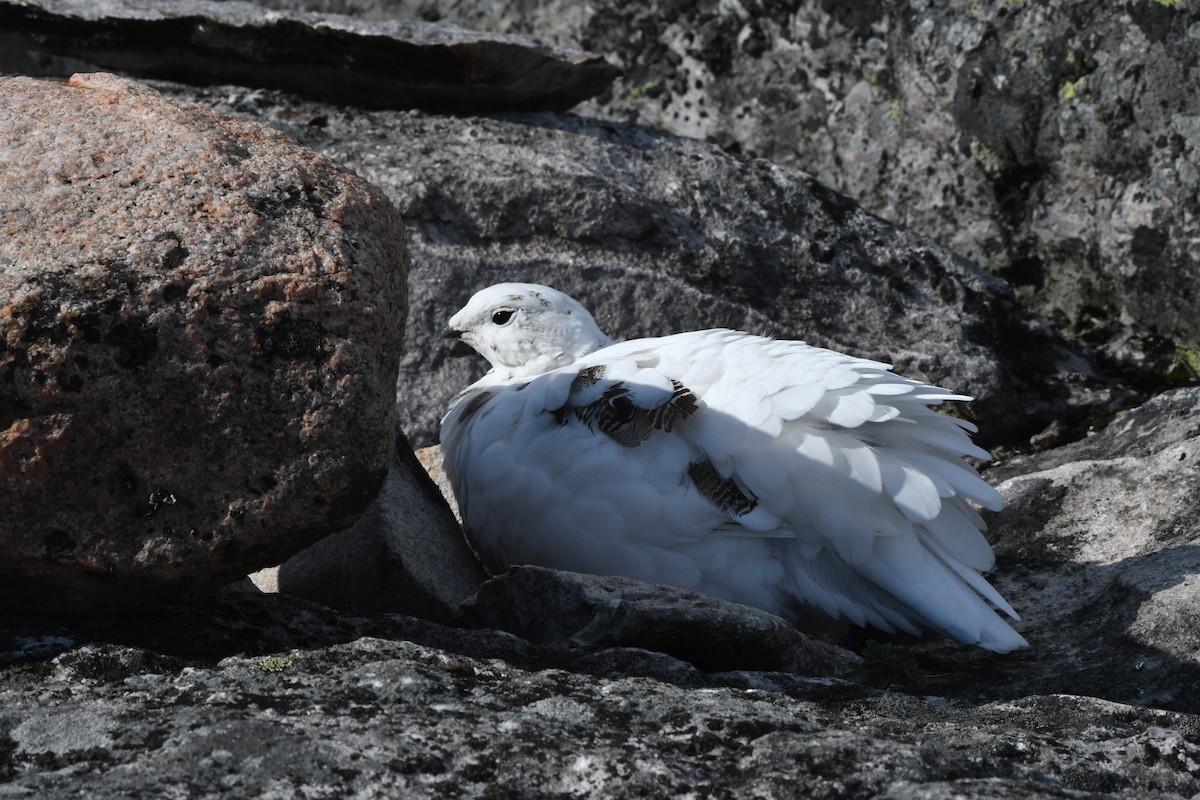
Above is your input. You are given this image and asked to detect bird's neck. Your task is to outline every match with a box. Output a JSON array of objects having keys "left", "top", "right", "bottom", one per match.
[{"left": 491, "top": 331, "right": 614, "bottom": 382}]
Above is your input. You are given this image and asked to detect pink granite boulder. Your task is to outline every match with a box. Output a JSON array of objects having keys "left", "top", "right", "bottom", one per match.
[{"left": 0, "top": 74, "right": 407, "bottom": 611}]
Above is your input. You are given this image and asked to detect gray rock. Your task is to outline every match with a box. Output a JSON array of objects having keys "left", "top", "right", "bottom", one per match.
[
  {"left": 0, "top": 591, "right": 1198, "bottom": 798},
  {"left": 989, "top": 387, "right": 1200, "bottom": 482},
  {"left": 0, "top": 0, "right": 619, "bottom": 112},
  {"left": 272, "top": 430, "right": 486, "bottom": 621},
  {"left": 0, "top": 73, "right": 407, "bottom": 611},
  {"left": 317, "top": 0, "right": 1200, "bottom": 385}
]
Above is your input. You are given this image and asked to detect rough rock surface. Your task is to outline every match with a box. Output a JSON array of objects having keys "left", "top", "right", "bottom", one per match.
[
  {"left": 415, "top": 444, "right": 457, "bottom": 518},
  {"left": 314, "top": 0, "right": 1200, "bottom": 383},
  {"left": 1, "top": 584, "right": 1199, "bottom": 798},
  {"left": 0, "top": 0, "right": 619, "bottom": 112},
  {"left": 0, "top": 74, "right": 407, "bottom": 610}
]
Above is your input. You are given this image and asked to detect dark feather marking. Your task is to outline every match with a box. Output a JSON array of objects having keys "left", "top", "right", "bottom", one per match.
[
  {"left": 570, "top": 385, "right": 618, "bottom": 428},
  {"left": 551, "top": 373, "right": 702, "bottom": 448},
  {"left": 651, "top": 379, "right": 699, "bottom": 432},
  {"left": 551, "top": 405, "right": 571, "bottom": 426},
  {"left": 598, "top": 390, "right": 649, "bottom": 447},
  {"left": 570, "top": 365, "right": 607, "bottom": 393},
  {"left": 459, "top": 389, "right": 496, "bottom": 424},
  {"left": 555, "top": 366, "right": 608, "bottom": 425},
  {"left": 688, "top": 458, "right": 757, "bottom": 517},
  {"left": 598, "top": 391, "right": 636, "bottom": 430}
]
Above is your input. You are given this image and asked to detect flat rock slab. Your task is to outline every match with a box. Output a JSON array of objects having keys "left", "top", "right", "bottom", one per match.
[
  {"left": 0, "top": 0, "right": 619, "bottom": 111},
  {"left": 0, "top": 73, "right": 407, "bottom": 611}
]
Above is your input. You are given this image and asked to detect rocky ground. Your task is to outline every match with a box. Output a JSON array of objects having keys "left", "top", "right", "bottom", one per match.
[{"left": 2, "top": 1, "right": 1199, "bottom": 797}]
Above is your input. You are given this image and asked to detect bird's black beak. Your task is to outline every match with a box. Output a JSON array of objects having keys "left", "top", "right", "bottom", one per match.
[{"left": 441, "top": 328, "right": 475, "bottom": 358}]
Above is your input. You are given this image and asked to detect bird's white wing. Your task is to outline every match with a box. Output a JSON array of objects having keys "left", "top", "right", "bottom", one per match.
[
  {"left": 442, "top": 329, "right": 1025, "bottom": 651},
  {"left": 638, "top": 330, "right": 1024, "bottom": 651}
]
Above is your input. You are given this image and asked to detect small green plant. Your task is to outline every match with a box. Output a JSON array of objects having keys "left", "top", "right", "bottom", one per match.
[
  {"left": 1061, "top": 75, "right": 1088, "bottom": 100},
  {"left": 888, "top": 101, "right": 901, "bottom": 123},
  {"left": 969, "top": 138, "right": 1006, "bottom": 176},
  {"left": 847, "top": 639, "right": 930, "bottom": 690},
  {"left": 1176, "top": 343, "right": 1200, "bottom": 376},
  {"left": 255, "top": 655, "right": 295, "bottom": 673},
  {"left": 629, "top": 80, "right": 660, "bottom": 99}
]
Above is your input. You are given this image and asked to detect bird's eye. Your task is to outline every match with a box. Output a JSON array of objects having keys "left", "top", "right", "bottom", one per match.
[{"left": 492, "top": 309, "right": 515, "bottom": 325}]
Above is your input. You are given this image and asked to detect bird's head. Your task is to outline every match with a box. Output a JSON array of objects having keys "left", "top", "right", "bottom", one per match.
[{"left": 443, "top": 283, "right": 614, "bottom": 379}]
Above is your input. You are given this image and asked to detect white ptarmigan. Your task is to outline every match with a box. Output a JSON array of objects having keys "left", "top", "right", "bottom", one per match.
[{"left": 441, "top": 283, "right": 1027, "bottom": 651}]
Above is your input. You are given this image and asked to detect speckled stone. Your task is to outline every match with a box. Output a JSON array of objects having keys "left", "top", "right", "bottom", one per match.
[{"left": 0, "top": 73, "right": 407, "bottom": 610}]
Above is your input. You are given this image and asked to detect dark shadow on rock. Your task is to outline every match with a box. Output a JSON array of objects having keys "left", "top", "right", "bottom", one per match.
[
  {"left": 0, "top": 1, "right": 619, "bottom": 112},
  {"left": 457, "top": 566, "right": 857, "bottom": 678},
  {"left": 896, "top": 544, "right": 1200, "bottom": 715},
  {"left": 485, "top": 108, "right": 687, "bottom": 148},
  {"left": 0, "top": 579, "right": 861, "bottom": 696},
  {"left": 3, "top": 542, "right": 1195, "bottom": 713}
]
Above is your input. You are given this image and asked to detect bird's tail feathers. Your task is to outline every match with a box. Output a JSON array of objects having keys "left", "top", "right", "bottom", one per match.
[{"left": 782, "top": 532, "right": 1027, "bottom": 652}]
